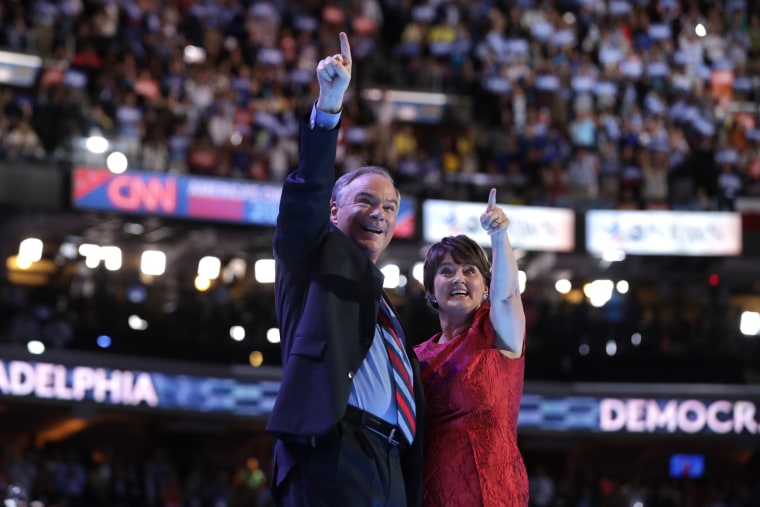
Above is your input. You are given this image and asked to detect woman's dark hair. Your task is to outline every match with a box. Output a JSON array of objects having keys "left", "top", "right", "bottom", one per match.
[{"left": 423, "top": 235, "right": 491, "bottom": 309}]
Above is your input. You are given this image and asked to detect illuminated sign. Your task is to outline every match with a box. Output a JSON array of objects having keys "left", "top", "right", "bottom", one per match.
[
  {"left": 6, "top": 353, "right": 760, "bottom": 434},
  {"left": 600, "top": 398, "right": 758, "bottom": 434},
  {"left": 72, "top": 167, "right": 282, "bottom": 226},
  {"left": 0, "top": 359, "right": 279, "bottom": 417},
  {"left": 586, "top": 210, "right": 742, "bottom": 256},
  {"left": 518, "top": 394, "right": 760, "bottom": 435},
  {"left": 71, "top": 167, "right": 417, "bottom": 236},
  {"left": 394, "top": 196, "right": 416, "bottom": 239},
  {"left": 423, "top": 200, "right": 575, "bottom": 251},
  {"left": 0, "top": 360, "right": 158, "bottom": 407}
]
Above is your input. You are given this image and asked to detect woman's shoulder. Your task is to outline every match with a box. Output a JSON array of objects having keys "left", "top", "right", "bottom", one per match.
[{"left": 465, "top": 303, "right": 498, "bottom": 348}]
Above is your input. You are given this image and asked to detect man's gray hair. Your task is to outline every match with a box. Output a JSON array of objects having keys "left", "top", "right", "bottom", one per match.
[{"left": 331, "top": 166, "right": 399, "bottom": 205}]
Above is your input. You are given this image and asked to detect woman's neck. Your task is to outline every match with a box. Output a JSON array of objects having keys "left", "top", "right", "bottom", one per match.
[{"left": 438, "top": 311, "right": 475, "bottom": 343}]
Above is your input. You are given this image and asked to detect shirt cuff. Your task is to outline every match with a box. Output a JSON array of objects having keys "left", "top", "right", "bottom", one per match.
[{"left": 310, "top": 102, "right": 341, "bottom": 130}]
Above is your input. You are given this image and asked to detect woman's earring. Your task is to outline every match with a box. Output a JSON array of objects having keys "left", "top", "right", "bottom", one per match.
[
  {"left": 432, "top": 297, "right": 437, "bottom": 304},
  {"left": 483, "top": 292, "right": 489, "bottom": 302}
]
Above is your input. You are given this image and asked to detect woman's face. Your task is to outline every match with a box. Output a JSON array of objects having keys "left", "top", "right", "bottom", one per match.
[{"left": 432, "top": 254, "right": 488, "bottom": 317}]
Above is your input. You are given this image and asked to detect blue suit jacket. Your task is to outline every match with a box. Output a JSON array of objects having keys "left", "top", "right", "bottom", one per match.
[{"left": 267, "top": 119, "right": 423, "bottom": 505}]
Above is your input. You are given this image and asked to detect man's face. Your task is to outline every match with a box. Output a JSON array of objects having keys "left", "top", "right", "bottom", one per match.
[{"left": 330, "top": 174, "right": 399, "bottom": 263}]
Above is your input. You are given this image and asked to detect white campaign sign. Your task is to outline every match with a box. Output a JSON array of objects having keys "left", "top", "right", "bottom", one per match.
[
  {"left": 423, "top": 200, "right": 575, "bottom": 251},
  {"left": 586, "top": 210, "right": 742, "bottom": 256}
]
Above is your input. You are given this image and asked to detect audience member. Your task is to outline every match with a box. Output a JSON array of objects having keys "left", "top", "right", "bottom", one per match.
[{"left": 0, "top": 0, "right": 756, "bottom": 209}]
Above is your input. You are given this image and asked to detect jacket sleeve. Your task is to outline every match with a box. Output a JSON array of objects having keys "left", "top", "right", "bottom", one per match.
[{"left": 273, "top": 118, "right": 340, "bottom": 264}]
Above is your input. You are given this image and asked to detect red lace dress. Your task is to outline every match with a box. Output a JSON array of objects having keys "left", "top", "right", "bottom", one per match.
[{"left": 414, "top": 303, "right": 528, "bottom": 507}]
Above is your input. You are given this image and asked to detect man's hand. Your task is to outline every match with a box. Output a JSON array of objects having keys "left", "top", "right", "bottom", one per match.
[
  {"left": 480, "top": 188, "right": 510, "bottom": 235},
  {"left": 316, "top": 32, "right": 352, "bottom": 114}
]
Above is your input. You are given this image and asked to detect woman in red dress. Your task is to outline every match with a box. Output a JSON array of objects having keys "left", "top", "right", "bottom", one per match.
[{"left": 414, "top": 188, "right": 528, "bottom": 506}]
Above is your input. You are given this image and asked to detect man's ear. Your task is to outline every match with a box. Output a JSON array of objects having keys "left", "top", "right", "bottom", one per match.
[{"left": 329, "top": 200, "right": 339, "bottom": 225}]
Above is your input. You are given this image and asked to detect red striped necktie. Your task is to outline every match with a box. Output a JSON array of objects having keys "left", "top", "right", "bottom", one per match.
[{"left": 378, "top": 300, "right": 416, "bottom": 444}]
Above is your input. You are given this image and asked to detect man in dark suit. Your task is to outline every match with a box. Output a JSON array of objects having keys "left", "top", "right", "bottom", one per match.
[{"left": 267, "top": 32, "right": 424, "bottom": 507}]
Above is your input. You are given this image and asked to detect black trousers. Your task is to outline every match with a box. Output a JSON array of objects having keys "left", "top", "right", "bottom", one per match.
[{"left": 272, "top": 419, "right": 406, "bottom": 507}]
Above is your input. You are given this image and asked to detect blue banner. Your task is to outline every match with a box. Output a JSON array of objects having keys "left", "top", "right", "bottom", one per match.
[
  {"left": 72, "top": 167, "right": 282, "bottom": 226},
  {"left": 0, "top": 359, "right": 279, "bottom": 417},
  {"left": 71, "top": 167, "right": 417, "bottom": 236},
  {"left": 3, "top": 358, "right": 760, "bottom": 435}
]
